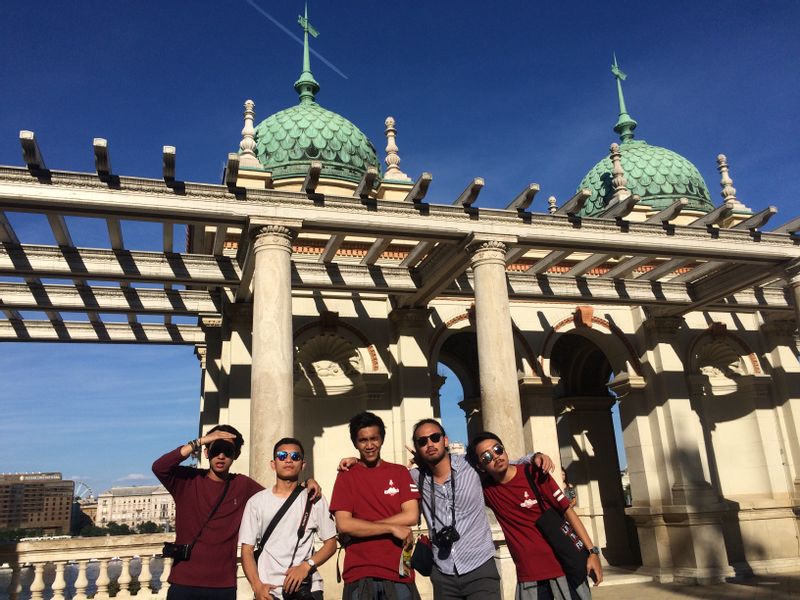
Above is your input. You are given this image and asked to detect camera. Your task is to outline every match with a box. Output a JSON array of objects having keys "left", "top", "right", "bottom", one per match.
[
  {"left": 162, "top": 542, "right": 193, "bottom": 561},
  {"left": 431, "top": 525, "right": 460, "bottom": 547},
  {"left": 282, "top": 576, "right": 314, "bottom": 600}
]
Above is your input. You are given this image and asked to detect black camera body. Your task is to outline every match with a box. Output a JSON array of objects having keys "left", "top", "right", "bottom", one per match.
[
  {"left": 282, "top": 576, "right": 313, "bottom": 600},
  {"left": 162, "top": 542, "right": 193, "bottom": 561},
  {"left": 432, "top": 525, "right": 460, "bottom": 547}
]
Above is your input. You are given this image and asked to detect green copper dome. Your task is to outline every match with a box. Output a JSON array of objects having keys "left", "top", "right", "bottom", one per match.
[
  {"left": 254, "top": 102, "right": 379, "bottom": 183},
  {"left": 579, "top": 140, "right": 713, "bottom": 216},
  {"left": 579, "top": 56, "right": 713, "bottom": 217},
  {"left": 252, "top": 7, "right": 379, "bottom": 184}
]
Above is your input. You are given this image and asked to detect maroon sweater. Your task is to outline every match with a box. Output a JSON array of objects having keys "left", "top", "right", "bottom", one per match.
[{"left": 152, "top": 447, "right": 263, "bottom": 588}]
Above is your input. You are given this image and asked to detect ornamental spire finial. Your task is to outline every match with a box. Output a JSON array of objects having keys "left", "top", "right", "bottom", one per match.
[
  {"left": 717, "top": 154, "right": 737, "bottom": 202},
  {"left": 383, "top": 116, "right": 410, "bottom": 181},
  {"left": 238, "top": 99, "right": 260, "bottom": 167},
  {"left": 611, "top": 53, "right": 637, "bottom": 143},
  {"left": 609, "top": 142, "right": 629, "bottom": 200},
  {"left": 294, "top": 2, "right": 320, "bottom": 103}
]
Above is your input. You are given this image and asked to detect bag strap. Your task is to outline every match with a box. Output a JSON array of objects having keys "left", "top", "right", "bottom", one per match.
[
  {"left": 190, "top": 476, "right": 230, "bottom": 547},
  {"left": 288, "top": 493, "right": 315, "bottom": 567},
  {"left": 254, "top": 484, "right": 304, "bottom": 560}
]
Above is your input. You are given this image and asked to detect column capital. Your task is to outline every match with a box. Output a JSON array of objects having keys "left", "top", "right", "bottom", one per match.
[
  {"left": 251, "top": 224, "right": 296, "bottom": 254},
  {"left": 468, "top": 240, "right": 508, "bottom": 268}
]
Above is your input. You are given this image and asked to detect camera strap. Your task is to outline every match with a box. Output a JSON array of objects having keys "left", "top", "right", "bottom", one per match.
[
  {"left": 427, "top": 468, "right": 456, "bottom": 537},
  {"left": 254, "top": 484, "right": 305, "bottom": 563},
  {"left": 190, "top": 476, "right": 231, "bottom": 548}
]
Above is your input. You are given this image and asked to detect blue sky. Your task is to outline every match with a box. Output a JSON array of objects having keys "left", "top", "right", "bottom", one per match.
[{"left": 1, "top": 1, "right": 799, "bottom": 494}]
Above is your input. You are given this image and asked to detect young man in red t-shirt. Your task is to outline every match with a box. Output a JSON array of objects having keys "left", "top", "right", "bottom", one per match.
[
  {"left": 468, "top": 432, "right": 603, "bottom": 600},
  {"left": 330, "top": 411, "right": 421, "bottom": 599}
]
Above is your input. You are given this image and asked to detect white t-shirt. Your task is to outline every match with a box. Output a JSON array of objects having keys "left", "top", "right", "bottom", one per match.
[{"left": 239, "top": 487, "right": 337, "bottom": 598}]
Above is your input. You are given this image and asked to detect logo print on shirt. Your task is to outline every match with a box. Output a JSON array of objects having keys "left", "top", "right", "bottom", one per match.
[
  {"left": 519, "top": 491, "right": 537, "bottom": 509},
  {"left": 384, "top": 479, "right": 400, "bottom": 496}
]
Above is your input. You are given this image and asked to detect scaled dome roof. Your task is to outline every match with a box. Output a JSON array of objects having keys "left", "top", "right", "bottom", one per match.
[
  {"left": 254, "top": 101, "right": 379, "bottom": 184},
  {"left": 579, "top": 57, "right": 713, "bottom": 217},
  {"left": 252, "top": 15, "right": 379, "bottom": 185},
  {"left": 579, "top": 140, "right": 713, "bottom": 216}
]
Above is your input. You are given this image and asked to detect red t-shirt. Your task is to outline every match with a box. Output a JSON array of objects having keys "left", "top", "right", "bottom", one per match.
[
  {"left": 152, "top": 447, "right": 263, "bottom": 588},
  {"left": 329, "top": 460, "right": 420, "bottom": 584},
  {"left": 482, "top": 467, "right": 571, "bottom": 582}
]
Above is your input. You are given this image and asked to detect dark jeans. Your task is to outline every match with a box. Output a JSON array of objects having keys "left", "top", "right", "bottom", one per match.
[
  {"left": 430, "top": 558, "right": 502, "bottom": 600},
  {"left": 167, "top": 583, "right": 237, "bottom": 600},
  {"left": 343, "top": 578, "right": 418, "bottom": 600}
]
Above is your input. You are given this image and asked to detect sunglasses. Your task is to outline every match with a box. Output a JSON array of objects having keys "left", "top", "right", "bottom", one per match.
[
  {"left": 479, "top": 444, "right": 505, "bottom": 466},
  {"left": 275, "top": 450, "right": 303, "bottom": 462},
  {"left": 415, "top": 432, "right": 443, "bottom": 447},
  {"left": 208, "top": 441, "right": 235, "bottom": 458}
]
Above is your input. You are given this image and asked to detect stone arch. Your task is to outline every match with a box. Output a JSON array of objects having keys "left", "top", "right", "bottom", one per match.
[
  {"left": 428, "top": 307, "right": 538, "bottom": 379},
  {"left": 539, "top": 308, "right": 643, "bottom": 386},
  {"left": 293, "top": 314, "right": 383, "bottom": 375},
  {"left": 687, "top": 323, "right": 762, "bottom": 396}
]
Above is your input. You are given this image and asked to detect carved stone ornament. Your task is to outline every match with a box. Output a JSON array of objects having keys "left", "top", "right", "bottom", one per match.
[
  {"left": 574, "top": 305, "right": 594, "bottom": 328},
  {"left": 294, "top": 334, "right": 365, "bottom": 397},
  {"left": 251, "top": 224, "right": 296, "bottom": 252},
  {"left": 467, "top": 240, "right": 508, "bottom": 267},
  {"left": 691, "top": 335, "right": 750, "bottom": 396}
]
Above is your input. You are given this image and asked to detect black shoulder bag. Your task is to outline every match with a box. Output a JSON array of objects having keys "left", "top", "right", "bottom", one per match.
[
  {"left": 523, "top": 464, "right": 588, "bottom": 588},
  {"left": 410, "top": 470, "right": 434, "bottom": 576},
  {"left": 163, "top": 476, "right": 230, "bottom": 562},
  {"left": 254, "top": 485, "right": 305, "bottom": 563}
]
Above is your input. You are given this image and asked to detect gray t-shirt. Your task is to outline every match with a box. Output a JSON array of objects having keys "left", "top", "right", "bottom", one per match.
[{"left": 239, "top": 488, "right": 337, "bottom": 598}]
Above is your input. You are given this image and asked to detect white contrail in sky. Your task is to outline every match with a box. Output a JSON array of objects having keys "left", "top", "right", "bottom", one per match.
[{"left": 243, "top": 0, "right": 349, "bottom": 80}]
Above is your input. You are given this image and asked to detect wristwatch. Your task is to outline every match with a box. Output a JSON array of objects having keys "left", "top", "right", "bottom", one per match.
[
  {"left": 306, "top": 558, "right": 316, "bottom": 571},
  {"left": 589, "top": 546, "right": 601, "bottom": 555}
]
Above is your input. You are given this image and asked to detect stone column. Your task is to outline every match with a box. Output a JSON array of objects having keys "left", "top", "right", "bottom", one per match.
[
  {"left": 468, "top": 239, "right": 524, "bottom": 458},
  {"left": 520, "top": 379, "right": 562, "bottom": 472},
  {"left": 388, "top": 308, "right": 434, "bottom": 460},
  {"left": 249, "top": 224, "right": 296, "bottom": 486}
]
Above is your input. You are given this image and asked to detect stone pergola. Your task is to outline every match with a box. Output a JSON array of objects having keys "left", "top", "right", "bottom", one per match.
[{"left": 2, "top": 128, "right": 800, "bottom": 587}]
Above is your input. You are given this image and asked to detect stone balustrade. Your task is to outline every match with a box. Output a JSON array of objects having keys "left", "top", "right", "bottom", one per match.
[{"left": 0, "top": 534, "right": 171, "bottom": 599}]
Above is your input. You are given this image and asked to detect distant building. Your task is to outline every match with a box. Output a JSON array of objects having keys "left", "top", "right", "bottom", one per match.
[
  {"left": 448, "top": 441, "right": 466, "bottom": 455},
  {"left": 96, "top": 485, "right": 174, "bottom": 529},
  {"left": 0, "top": 472, "right": 74, "bottom": 535}
]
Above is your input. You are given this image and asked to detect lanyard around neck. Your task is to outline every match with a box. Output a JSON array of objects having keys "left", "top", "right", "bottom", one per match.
[{"left": 429, "top": 467, "right": 456, "bottom": 533}]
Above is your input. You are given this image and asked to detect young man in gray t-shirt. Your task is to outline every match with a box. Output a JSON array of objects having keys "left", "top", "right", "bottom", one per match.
[{"left": 240, "top": 438, "right": 337, "bottom": 600}]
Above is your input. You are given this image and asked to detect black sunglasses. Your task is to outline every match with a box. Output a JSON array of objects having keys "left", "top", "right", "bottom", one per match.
[
  {"left": 415, "top": 432, "right": 443, "bottom": 447},
  {"left": 208, "top": 441, "right": 235, "bottom": 458},
  {"left": 479, "top": 444, "right": 505, "bottom": 466},
  {"left": 275, "top": 450, "right": 303, "bottom": 462}
]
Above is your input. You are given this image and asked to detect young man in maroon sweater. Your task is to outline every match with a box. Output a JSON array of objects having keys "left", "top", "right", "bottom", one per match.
[{"left": 152, "top": 425, "right": 263, "bottom": 600}]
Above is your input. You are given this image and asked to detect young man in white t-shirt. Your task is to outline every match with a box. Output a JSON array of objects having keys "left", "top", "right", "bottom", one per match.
[{"left": 240, "top": 438, "right": 338, "bottom": 600}]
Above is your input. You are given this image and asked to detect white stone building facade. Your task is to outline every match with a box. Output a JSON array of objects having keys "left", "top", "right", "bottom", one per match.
[{"left": 95, "top": 486, "right": 174, "bottom": 529}]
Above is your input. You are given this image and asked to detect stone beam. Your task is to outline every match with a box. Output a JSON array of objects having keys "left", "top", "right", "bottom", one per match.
[
  {"left": 291, "top": 260, "right": 417, "bottom": 295},
  {"left": 0, "top": 282, "right": 220, "bottom": 315},
  {"left": 0, "top": 244, "right": 240, "bottom": 286},
  {"left": 0, "top": 319, "right": 204, "bottom": 344},
  {"left": 1, "top": 167, "right": 799, "bottom": 264}
]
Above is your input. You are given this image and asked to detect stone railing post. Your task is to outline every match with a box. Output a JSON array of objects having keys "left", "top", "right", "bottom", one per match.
[
  {"left": 51, "top": 561, "right": 68, "bottom": 599},
  {"left": 139, "top": 554, "right": 153, "bottom": 595},
  {"left": 8, "top": 564, "right": 23, "bottom": 600},
  {"left": 95, "top": 558, "right": 111, "bottom": 599},
  {"left": 116, "top": 556, "right": 133, "bottom": 598},
  {"left": 73, "top": 559, "right": 90, "bottom": 600},
  {"left": 29, "top": 563, "right": 46, "bottom": 600}
]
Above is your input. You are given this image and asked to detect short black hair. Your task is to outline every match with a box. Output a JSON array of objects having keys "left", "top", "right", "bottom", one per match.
[
  {"left": 412, "top": 418, "right": 446, "bottom": 443},
  {"left": 273, "top": 437, "right": 305, "bottom": 457},
  {"left": 466, "top": 431, "right": 503, "bottom": 467},
  {"left": 349, "top": 411, "right": 385, "bottom": 445},
  {"left": 206, "top": 424, "right": 244, "bottom": 451}
]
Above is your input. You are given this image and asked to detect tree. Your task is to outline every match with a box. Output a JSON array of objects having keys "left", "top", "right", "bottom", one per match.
[
  {"left": 137, "top": 521, "right": 161, "bottom": 534},
  {"left": 106, "top": 521, "right": 133, "bottom": 536}
]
